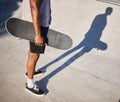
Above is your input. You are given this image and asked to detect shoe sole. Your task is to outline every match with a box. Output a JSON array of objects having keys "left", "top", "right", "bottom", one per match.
[
  {"left": 25, "top": 88, "right": 45, "bottom": 97},
  {"left": 25, "top": 73, "right": 43, "bottom": 79},
  {"left": 25, "top": 70, "right": 44, "bottom": 78}
]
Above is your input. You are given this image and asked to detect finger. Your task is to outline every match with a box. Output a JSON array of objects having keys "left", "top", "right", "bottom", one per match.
[
  {"left": 36, "top": 43, "right": 44, "bottom": 46},
  {"left": 35, "top": 42, "right": 41, "bottom": 46}
]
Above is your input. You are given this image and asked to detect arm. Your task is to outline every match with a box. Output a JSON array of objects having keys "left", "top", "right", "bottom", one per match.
[{"left": 29, "top": 0, "right": 44, "bottom": 46}]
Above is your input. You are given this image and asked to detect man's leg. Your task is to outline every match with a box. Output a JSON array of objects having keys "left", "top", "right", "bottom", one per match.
[
  {"left": 26, "top": 50, "right": 44, "bottom": 95},
  {"left": 27, "top": 50, "right": 39, "bottom": 79},
  {"left": 26, "top": 50, "right": 39, "bottom": 88}
]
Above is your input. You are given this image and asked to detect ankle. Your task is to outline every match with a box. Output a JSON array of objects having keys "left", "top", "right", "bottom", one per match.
[{"left": 27, "top": 78, "right": 34, "bottom": 88}]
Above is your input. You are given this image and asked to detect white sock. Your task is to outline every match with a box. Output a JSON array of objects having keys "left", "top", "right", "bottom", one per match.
[{"left": 27, "top": 78, "right": 34, "bottom": 88}]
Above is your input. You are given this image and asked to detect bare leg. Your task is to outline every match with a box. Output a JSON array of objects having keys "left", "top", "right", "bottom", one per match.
[{"left": 27, "top": 50, "right": 40, "bottom": 79}]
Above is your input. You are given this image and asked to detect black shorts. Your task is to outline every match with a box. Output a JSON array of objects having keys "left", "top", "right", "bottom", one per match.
[{"left": 29, "top": 27, "right": 49, "bottom": 54}]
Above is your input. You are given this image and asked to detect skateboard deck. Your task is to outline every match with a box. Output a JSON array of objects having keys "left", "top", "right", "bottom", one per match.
[{"left": 5, "top": 18, "right": 73, "bottom": 50}]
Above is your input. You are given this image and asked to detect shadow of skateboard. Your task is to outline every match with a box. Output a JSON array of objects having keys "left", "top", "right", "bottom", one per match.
[{"left": 5, "top": 18, "right": 73, "bottom": 50}]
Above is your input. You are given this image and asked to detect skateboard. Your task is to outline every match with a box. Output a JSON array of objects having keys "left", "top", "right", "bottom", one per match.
[{"left": 5, "top": 18, "right": 73, "bottom": 50}]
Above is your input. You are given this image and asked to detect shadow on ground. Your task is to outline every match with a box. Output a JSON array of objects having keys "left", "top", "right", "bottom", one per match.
[
  {"left": 36, "top": 7, "right": 113, "bottom": 94},
  {"left": 0, "top": 0, "right": 22, "bottom": 36}
]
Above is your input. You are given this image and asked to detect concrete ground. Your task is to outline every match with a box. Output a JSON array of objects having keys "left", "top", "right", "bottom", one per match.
[{"left": 0, "top": 0, "right": 120, "bottom": 102}]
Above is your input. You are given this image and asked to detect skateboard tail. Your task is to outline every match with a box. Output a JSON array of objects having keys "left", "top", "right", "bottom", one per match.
[{"left": 47, "top": 30, "right": 73, "bottom": 50}]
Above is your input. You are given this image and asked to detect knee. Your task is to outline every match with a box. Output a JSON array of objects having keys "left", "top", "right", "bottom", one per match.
[{"left": 28, "top": 51, "right": 40, "bottom": 62}]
